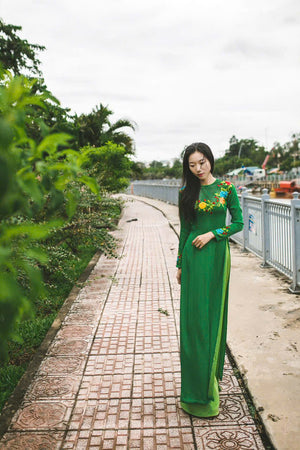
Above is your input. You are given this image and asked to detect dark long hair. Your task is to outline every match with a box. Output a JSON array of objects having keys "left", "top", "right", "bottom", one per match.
[{"left": 180, "top": 142, "right": 215, "bottom": 222}]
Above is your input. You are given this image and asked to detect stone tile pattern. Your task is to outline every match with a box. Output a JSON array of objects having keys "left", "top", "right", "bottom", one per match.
[{"left": 0, "top": 200, "right": 266, "bottom": 449}]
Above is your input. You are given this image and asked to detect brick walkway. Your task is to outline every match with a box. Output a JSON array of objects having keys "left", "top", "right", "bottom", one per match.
[{"left": 0, "top": 199, "right": 266, "bottom": 449}]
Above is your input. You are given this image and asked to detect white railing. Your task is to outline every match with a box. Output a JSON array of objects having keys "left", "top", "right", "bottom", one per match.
[{"left": 129, "top": 180, "right": 300, "bottom": 293}]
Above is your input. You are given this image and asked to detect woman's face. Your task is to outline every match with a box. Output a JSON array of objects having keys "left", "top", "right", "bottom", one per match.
[{"left": 188, "top": 151, "right": 211, "bottom": 181}]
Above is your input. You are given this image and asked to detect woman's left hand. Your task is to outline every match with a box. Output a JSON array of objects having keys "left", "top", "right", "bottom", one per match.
[{"left": 192, "top": 231, "right": 214, "bottom": 249}]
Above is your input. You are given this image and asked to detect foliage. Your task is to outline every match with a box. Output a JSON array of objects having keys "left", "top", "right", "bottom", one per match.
[
  {"left": 0, "top": 365, "right": 26, "bottom": 411},
  {"left": 0, "top": 19, "right": 45, "bottom": 76},
  {"left": 74, "top": 103, "right": 136, "bottom": 153},
  {"left": 213, "top": 134, "right": 300, "bottom": 175},
  {"left": 81, "top": 142, "right": 133, "bottom": 192},
  {"left": 25, "top": 78, "right": 77, "bottom": 145},
  {"left": 268, "top": 133, "right": 300, "bottom": 172},
  {"left": 0, "top": 70, "right": 119, "bottom": 360},
  {"left": 213, "top": 137, "right": 267, "bottom": 176},
  {"left": 132, "top": 158, "right": 182, "bottom": 180}
]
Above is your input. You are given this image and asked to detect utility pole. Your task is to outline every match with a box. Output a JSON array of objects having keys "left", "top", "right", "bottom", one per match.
[{"left": 238, "top": 142, "right": 244, "bottom": 159}]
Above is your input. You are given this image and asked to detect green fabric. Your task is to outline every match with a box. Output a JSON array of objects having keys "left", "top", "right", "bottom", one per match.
[
  {"left": 177, "top": 179, "right": 243, "bottom": 416},
  {"left": 181, "top": 376, "right": 219, "bottom": 417}
]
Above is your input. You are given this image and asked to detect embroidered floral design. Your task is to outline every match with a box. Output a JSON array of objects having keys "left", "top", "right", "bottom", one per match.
[
  {"left": 216, "top": 226, "right": 230, "bottom": 236},
  {"left": 195, "top": 180, "right": 233, "bottom": 214},
  {"left": 177, "top": 254, "right": 182, "bottom": 266}
]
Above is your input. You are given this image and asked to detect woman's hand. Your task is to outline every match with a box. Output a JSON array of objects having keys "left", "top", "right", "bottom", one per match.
[
  {"left": 176, "top": 268, "right": 182, "bottom": 285},
  {"left": 192, "top": 231, "right": 214, "bottom": 249}
]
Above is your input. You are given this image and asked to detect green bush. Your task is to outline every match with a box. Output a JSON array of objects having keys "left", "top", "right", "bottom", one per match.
[{"left": 0, "top": 69, "right": 124, "bottom": 360}]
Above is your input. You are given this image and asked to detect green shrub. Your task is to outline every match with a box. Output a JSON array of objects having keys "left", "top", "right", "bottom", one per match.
[{"left": 0, "top": 69, "right": 122, "bottom": 360}]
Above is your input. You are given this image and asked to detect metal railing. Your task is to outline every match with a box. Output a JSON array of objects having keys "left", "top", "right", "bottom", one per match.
[
  {"left": 234, "top": 189, "right": 296, "bottom": 285},
  {"left": 129, "top": 179, "right": 181, "bottom": 204},
  {"left": 129, "top": 180, "right": 300, "bottom": 293}
]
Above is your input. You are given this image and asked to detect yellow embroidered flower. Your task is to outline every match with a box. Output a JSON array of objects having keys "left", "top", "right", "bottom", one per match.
[
  {"left": 199, "top": 202, "right": 207, "bottom": 209},
  {"left": 220, "top": 197, "right": 226, "bottom": 205}
]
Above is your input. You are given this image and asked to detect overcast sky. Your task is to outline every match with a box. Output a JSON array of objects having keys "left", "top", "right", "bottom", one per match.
[{"left": 1, "top": 0, "right": 299, "bottom": 162}]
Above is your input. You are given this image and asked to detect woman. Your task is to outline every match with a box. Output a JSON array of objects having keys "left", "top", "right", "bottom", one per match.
[{"left": 176, "top": 142, "right": 243, "bottom": 417}]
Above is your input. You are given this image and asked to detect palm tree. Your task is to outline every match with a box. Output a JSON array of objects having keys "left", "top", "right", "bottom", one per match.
[{"left": 75, "top": 104, "right": 136, "bottom": 154}]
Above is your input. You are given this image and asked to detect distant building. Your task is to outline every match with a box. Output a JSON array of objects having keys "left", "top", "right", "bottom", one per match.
[{"left": 226, "top": 166, "right": 265, "bottom": 178}]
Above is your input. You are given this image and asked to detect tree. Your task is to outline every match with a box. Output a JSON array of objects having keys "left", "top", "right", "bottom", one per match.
[
  {"left": 75, "top": 104, "right": 136, "bottom": 153},
  {"left": 130, "top": 161, "right": 146, "bottom": 180},
  {"left": 25, "top": 78, "right": 77, "bottom": 145},
  {"left": 226, "top": 135, "right": 239, "bottom": 156},
  {"left": 0, "top": 19, "right": 45, "bottom": 76},
  {"left": 0, "top": 20, "right": 77, "bottom": 145}
]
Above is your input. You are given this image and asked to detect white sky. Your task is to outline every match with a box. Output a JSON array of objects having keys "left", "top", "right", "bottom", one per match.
[{"left": 1, "top": 0, "right": 299, "bottom": 162}]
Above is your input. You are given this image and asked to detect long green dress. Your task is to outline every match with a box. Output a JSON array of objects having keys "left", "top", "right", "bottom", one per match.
[{"left": 176, "top": 179, "right": 243, "bottom": 417}]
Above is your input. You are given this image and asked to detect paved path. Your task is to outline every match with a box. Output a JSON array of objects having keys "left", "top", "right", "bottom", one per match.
[
  {"left": 1, "top": 198, "right": 266, "bottom": 449},
  {"left": 126, "top": 194, "right": 300, "bottom": 450}
]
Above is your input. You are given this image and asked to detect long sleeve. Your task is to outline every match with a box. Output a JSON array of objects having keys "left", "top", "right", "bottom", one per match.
[
  {"left": 212, "top": 184, "right": 243, "bottom": 241},
  {"left": 177, "top": 190, "right": 192, "bottom": 268}
]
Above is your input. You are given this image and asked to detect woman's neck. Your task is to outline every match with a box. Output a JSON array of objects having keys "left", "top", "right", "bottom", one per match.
[{"left": 200, "top": 174, "right": 216, "bottom": 186}]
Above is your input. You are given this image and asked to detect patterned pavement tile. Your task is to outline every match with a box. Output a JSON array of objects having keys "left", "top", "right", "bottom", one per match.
[
  {"left": 128, "top": 427, "right": 195, "bottom": 449},
  {"left": 172, "top": 297, "right": 180, "bottom": 308},
  {"left": 90, "top": 336, "right": 135, "bottom": 355},
  {"left": 132, "top": 372, "right": 181, "bottom": 398},
  {"left": 136, "top": 312, "right": 177, "bottom": 327},
  {"left": 130, "top": 397, "right": 190, "bottom": 429},
  {"left": 139, "top": 291, "right": 172, "bottom": 301},
  {"left": 138, "top": 298, "right": 174, "bottom": 307},
  {"left": 99, "top": 310, "right": 138, "bottom": 324},
  {"left": 135, "top": 320, "right": 178, "bottom": 338},
  {"left": 63, "top": 311, "right": 99, "bottom": 325},
  {"left": 85, "top": 353, "right": 135, "bottom": 375},
  {"left": 0, "top": 431, "right": 64, "bottom": 449},
  {"left": 77, "top": 374, "right": 133, "bottom": 400},
  {"left": 47, "top": 338, "right": 91, "bottom": 356},
  {"left": 224, "top": 353, "right": 233, "bottom": 371},
  {"left": 24, "top": 375, "right": 82, "bottom": 401},
  {"left": 138, "top": 303, "right": 175, "bottom": 317},
  {"left": 219, "top": 369, "right": 243, "bottom": 394},
  {"left": 62, "top": 428, "right": 129, "bottom": 449},
  {"left": 134, "top": 352, "right": 180, "bottom": 374},
  {"left": 191, "top": 394, "right": 255, "bottom": 427},
  {"left": 55, "top": 324, "right": 95, "bottom": 340},
  {"left": 135, "top": 334, "right": 179, "bottom": 353},
  {"left": 194, "top": 424, "right": 265, "bottom": 449},
  {"left": 9, "top": 401, "right": 73, "bottom": 431},
  {"left": 71, "top": 297, "right": 106, "bottom": 308},
  {"left": 68, "top": 398, "right": 131, "bottom": 431},
  {"left": 95, "top": 321, "right": 136, "bottom": 339},
  {"left": 37, "top": 356, "right": 86, "bottom": 377}
]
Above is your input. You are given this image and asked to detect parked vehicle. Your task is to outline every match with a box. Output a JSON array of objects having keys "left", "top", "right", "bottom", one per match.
[{"left": 274, "top": 180, "right": 300, "bottom": 198}]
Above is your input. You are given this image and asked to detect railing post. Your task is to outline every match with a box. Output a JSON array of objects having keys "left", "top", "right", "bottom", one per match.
[
  {"left": 261, "top": 188, "right": 270, "bottom": 267},
  {"left": 241, "top": 187, "right": 249, "bottom": 251},
  {"left": 290, "top": 192, "right": 300, "bottom": 293}
]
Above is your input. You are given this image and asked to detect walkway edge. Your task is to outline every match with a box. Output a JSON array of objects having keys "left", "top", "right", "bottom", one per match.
[{"left": 0, "top": 250, "right": 102, "bottom": 440}]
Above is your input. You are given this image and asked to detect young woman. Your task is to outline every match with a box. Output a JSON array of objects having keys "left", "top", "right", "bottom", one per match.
[{"left": 176, "top": 142, "right": 243, "bottom": 417}]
